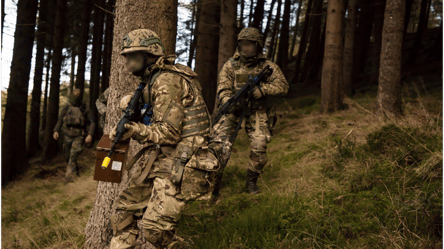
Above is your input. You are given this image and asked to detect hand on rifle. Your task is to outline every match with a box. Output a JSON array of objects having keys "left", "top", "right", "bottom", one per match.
[
  {"left": 110, "top": 121, "right": 140, "bottom": 142},
  {"left": 252, "top": 86, "right": 265, "bottom": 99}
]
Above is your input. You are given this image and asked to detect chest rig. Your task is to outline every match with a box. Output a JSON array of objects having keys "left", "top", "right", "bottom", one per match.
[
  {"left": 63, "top": 104, "right": 87, "bottom": 128},
  {"left": 143, "top": 70, "right": 210, "bottom": 139},
  {"left": 230, "top": 58, "right": 266, "bottom": 91}
]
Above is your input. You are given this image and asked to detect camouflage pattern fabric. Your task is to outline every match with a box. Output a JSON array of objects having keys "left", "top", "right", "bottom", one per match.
[
  {"left": 96, "top": 87, "right": 109, "bottom": 129},
  {"left": 238, "top": 27, "right": 264, "bottom": 47},
  {"left": 62, "top": 135, "right": 84, "bottom": 181},
  {"left": 120, "top": 29, "right": 165, "bottom": 56},
  {"left": 110, "top": 54, "right": 214, "bottom": 249}
]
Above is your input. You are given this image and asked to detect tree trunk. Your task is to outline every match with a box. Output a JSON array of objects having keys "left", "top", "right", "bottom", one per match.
[
  {"left": 251, "top": 0, "right": 265, "bottom": 29},
  {"left": 194, "top": 0, "right": 220, "bottom": 114},
  {"left": 342, "top": 0, "right": 358, "bottom": 96},
  {"left": 275, "top": 0, "right": 291, "bottom": 75},
  {"left": 307, "top": 19, "right": 326, "bottom": 83},
  {"left": 377, "top": 0, "right": 405, "bottom": 116},
  {"left": 74, "top": 0, "right": 92, "bottom": 95},
  {"left": 248, "top": 0, "right": 254, "bottom": 26},
  {"left": 370, "top": 0, "right": 386, "bottom": 86},
  {"left": 403, "top": 0, "right": 414, "bottom": 35},
  {"left": 188, "top": 0, "right": 199, "bottom": 68},
  {"left": 27, "top": 0, "right": 48, "bottom": 157},
  {"left": 218, "top": 0, "right": 237, "bottom": 72},
  {"left": 239, "top": 0, "right": 245, "bottom": 29},
  {"left": 101, "top": 0, "right": 115, "bottom": 93},
  {"left": 298, "top": 0, "right": 323, "bottom": 83},
  {"left": 412, "top": 0, "right": 430, "bottom": 61},
  {"left": 1, "top": 0, "right": 38, "bottom": 185},
  {"left": 320, "top": 0, "right": 344, "bottom": 113},
  {"left": 262, "top": 0, "right": 276, "bottom": 44},
  {"left": 291, "top": 0, "right": 313, "bottom": 84},
  {"left": 289, "top": 0, "right": 303, "bottom": 59},
  {"left": 42, "top": 49, "right": 52, "bottom": 131},
  {"left": 352, "top": 0, "right": 374, "bottom": 84},
  {"left": 41, "top": 0, "right": 67, "bottom": 162},
  {"left": 267, "top": 0, "right": 282, "bottom": 59},
  {"left": 83, "top": 0, "right": 177, "bottom": 247},
  {"left": 69, "top": 47, "right": 76, "bottom": 95},
  {"left": 90, "top": 0, "right": 106, "bottom": 139}
]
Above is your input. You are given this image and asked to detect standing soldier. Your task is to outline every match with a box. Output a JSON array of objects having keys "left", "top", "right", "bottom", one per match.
[
  {"left": 96, "top": 87, "right": 109, "bottom": 129},
  {"left": 212, "top": 27, "right": 289, "bottom": 195},
  {"left": 109, "top": 29, "right": 215, "bottom": 249},
  {"left": 53, "top": 88, "right": 96, "bottom": 182}
]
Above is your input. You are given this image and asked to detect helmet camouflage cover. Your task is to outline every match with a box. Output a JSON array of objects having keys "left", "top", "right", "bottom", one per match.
[
  {"left": 120, "top": 29, "right": 165, "bottom": 56},
  {"left": 238, "top": 27, "right": 264, "bottom": 48}
]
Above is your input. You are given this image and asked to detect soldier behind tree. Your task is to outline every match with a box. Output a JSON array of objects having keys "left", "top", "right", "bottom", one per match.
[
  {"left": 96, "top": 87, "right": 109, "bottom": 129},
  {"left": 53, "top": 88, "right": 95, "bottom": 182},
  {"left": 109, "top": 29, "right": 215, "bottom": 249},
  {"left": 212, "top": 27, "right": 289, "bottom": 195}
]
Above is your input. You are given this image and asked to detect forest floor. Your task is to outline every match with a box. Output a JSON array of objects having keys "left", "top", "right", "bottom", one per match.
[{"left": 2, "top": 71, "right": 442, "bottom": 249}]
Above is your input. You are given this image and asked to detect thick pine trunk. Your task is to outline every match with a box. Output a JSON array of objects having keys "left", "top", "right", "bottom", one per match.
[
  {"left": 342, "top": 0, "right": 358, "bottom": 96},
  {"left": 195, "top": 0, "right": 220, "bottom": 113},
  {"left": 41, "top": 0, "right": 67, "bottom": 162},
  {"left": 370, "top": 0, "right": 386, "bottom": 86},
  {"left": 289, "top": 0, "right": 303, "bottom": 59},
  {"left": 218, "top": 0, "right": 237, "bottom": 72},
  {"left": 307, "top": 20, "right": 326, "bottom": 83},
  {"left": 299, "top": 0, "right": 323, "bottom": 83},
  {"left": 69, "top": 48, "right": 76, "bottom": 95},
  {"left": 352, "top": 0, "right": 374, "bottom": 84},
  {"left": 27, "top": 0, "right": 48, "bottom": 157},
  {"left": 291, "top": 0, "right": 313, "bottom": 84},
  {"left": 267, "top": 0, "right": 282, "bottom": 59},
  {"left": 320, "top": 0, "right": 344, "bottom": 113},
  {"left": 403, "top": 0, "right": 414, "bottom": 35},
  {"left": 412, "top": 0, "right": 430, "bottom": 61},
  {"left": 251, "top": 0, "right": 265, "bottom": 29},
  {"left": 75, "top": 0, "right": 92, "bottom": 95},
  {"left": 2, "top": 0, "right": 38, "bottom": 185},
  {"left": 377, "top": 0, "right": 405, "bottom": 116},
  {"left": 41, "top": 49, "right": 52, "bottom": 131},
  {"left": 101, "top": 0, "right": 115, "bottom": 93},
  {"left": 83, "top": 0, "right": 177, "bottom": 247},
  {"left": 90, "top": 0, "right": 106, "bottom": 139},
  {"left": 275, "top": 0, "right": 291, "bottom": 75},
  {"left": 262, "top": 0, "right": 276, "bottom": 44}
]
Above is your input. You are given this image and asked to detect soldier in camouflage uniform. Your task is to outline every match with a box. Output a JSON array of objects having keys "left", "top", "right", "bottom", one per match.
[
  {"left": 109, "top": 29, "right": 216, "bottom": 249},
  {"left": 212, "top": 27, "right": 288, "bottom": 195},
  {"left": 96, "top": 87, "right": 109, "bottom": 129},
  {"left": 53, "top": 88, "right": 96, "bottom": 182}
]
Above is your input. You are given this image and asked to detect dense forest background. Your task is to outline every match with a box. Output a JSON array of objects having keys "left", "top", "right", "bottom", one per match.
[{"left": 1, "top": 0, "right": 443, "bottom": 248}]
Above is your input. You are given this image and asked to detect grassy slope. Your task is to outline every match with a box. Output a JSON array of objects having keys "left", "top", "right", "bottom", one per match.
[{"left": 2, "top": 73, "right": 442, "bottom": 248}]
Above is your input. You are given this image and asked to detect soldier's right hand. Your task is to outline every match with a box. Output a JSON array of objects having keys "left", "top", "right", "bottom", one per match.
[
  {"left": 228, "top": 101, "right": 243, "bottom": 114},
  {"left": 53, "top": 131, "right": 59, "bottom": 140},
  {"left": 119, "top": 94, "right": 132, "bottom": 110}
]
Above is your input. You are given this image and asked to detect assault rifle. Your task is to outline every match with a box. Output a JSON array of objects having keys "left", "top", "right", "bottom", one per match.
[
  {"left": 101, "top": 83, "right": 147, "bottom": 169},
  {"left": 214, "top": 65, "right": 273, "bottom": 143}
]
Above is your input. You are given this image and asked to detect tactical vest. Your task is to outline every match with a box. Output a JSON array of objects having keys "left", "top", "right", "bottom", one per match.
[
  {"left": 144, "top": 70, "right": 210, "bottom": 139},
  {"left": 63, "top": 104, "right": 87, "bottom": 128}
]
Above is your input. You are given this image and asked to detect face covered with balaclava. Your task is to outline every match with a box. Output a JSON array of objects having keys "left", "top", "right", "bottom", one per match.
[
  {"left": 124, "top": 51, "right": 158, "bottom": 76},
  {"left": 70, "top": 88, "right": 83, "bottom": 106}
]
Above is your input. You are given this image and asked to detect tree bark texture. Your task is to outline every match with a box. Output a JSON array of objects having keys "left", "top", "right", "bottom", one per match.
[
  {"left": 1, "top": 0, "right": 38, "bottom": 185},
  {"left": 83, "top": 0, "right": 177, "bottom": 248},
  {"left": 74, "top": 0, "right": 92, "bottom": 95},
  {"left": 320, "top": 0, "right": 344, "bottom": 113},
  {"left": 377, "top": 0, "right": 405, "bottom": 116},
  {"left": 275, "top": 0, "right": 291, "bottom": 75},
  {"left": 370, "top": 0, "right": 386, "bottom": 86},
  {"left": 27, "top": 0, "right": 48, "bottom": 157}
]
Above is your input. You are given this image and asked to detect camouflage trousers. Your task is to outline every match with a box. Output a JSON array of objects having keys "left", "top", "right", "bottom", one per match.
[
  {"left": 63, "top": 135, "right": 84, "bottom": 180},
  {"left": 110, "top": 151, "right": 186, "bottom": 249},
  {"left": 212, "top": 109, "right": 271, "bottom": 174}
]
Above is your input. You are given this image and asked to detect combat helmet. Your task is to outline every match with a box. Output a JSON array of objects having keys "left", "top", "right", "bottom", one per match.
[
  {"left": 120, "top": 29, "right": 165, "bottom": 56},
  {"left": 238, "top": 27, "right": 264, "bottom": 48}
]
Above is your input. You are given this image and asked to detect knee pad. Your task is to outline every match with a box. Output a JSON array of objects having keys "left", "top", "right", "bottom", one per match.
[
  {"left": 143, "top": 228, "right": 175, "bottom": 248},
  {"left": 111, "top": 210, "right": 135, "bottom": 236},
  {"left": 250, "top": 151, "right": 268, "bottom": 170}
]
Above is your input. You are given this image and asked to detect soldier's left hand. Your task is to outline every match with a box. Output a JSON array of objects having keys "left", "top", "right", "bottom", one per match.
[
  {"left": 85, "top": 135, "right": 92, "bottom": 143},
  {"left": 252, "top": 87, "right": 265, "bottom": 99},
  {"left": 110, "top": 121, "right": 141, "bottom": 142}
]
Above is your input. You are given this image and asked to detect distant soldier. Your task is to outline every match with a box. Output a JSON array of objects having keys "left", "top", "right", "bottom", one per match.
[
  {"left": 109, "top": 29, "right": 216, "bottom": 249},
  {"left": 212, "top": 27, "right": 289, "bottom": 195},
  {"left": 53, "top": 88, "right": 96, "bottom": 182},
  {"left": 95, "top": 87, "right": 109, "bottom": 129}
]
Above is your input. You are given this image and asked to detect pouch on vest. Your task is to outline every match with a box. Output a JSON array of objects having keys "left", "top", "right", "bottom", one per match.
[
  {"left": 63, "top": 106, "right": 86, "bottom": 127},
  {"left": 180, "top": 146, "right": 220, "bottom": 200}
]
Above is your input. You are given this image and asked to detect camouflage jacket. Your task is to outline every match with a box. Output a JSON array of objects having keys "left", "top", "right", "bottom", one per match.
[
  {"left": 54, "top": 102, "right": 96, "bottom": 137},
  {"left": 96, "top": 87, "right": 109, "bottom": 117},
  {"left": 217, "top": 51, "right": 289, "bottom": 111}
]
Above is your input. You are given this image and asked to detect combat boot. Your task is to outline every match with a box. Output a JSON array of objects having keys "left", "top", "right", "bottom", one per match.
[{"left": 246, "top": 169, "right": 261, "bottom": 194}]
